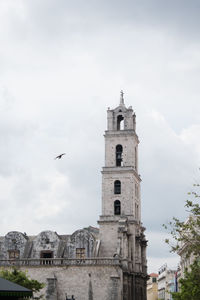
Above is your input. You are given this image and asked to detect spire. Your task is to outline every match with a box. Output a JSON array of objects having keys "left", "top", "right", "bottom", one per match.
[{"left": 120, "top": 90, "right": 125, "bottom": 106}]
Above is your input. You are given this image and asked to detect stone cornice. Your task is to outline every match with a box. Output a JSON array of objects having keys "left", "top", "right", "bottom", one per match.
[
  {"left": 98, "top": 215, "right": 139, "bottom": 225},
  {"left": 104, "top": 130, "right": 139, "bottom": 142},
  {"left": 102, "top": 167, "right": 141, "bottom": 181}
]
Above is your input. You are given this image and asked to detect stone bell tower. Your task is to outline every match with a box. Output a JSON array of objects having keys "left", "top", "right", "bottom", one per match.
[{"left": 98, "top": 91, "right": 147, "bottom": 300}]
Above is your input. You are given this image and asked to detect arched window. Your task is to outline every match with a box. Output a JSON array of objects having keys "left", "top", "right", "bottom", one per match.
[
  {"left": 114, "top": 200, "right": 121, "bottom": 215},
  {"left": 116, "top": 144, "right": 123, "bottom": 166},
  {"left": 114, "top": 180, "right": 121, "bottom": 194},
  {"left": 117, "top": 115, "right": 124, "bottom": 130}
]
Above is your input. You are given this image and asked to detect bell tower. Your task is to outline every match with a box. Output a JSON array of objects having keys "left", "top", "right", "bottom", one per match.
[
  {"left": 102, "top": 91, "right": 140, "bottom": 223},
  {"left": 98, "top": 92, "right": 147, "bottom": 294}
]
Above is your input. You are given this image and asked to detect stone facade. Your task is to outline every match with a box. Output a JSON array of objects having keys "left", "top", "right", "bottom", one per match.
[{"left": 0, "top": 92, "right": 147, "bottom": 300}]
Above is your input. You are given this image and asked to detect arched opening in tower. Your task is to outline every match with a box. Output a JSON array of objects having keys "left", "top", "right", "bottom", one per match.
[
  {"left": 117, "top": 115, "right": 124, "bottom": 130},
  {"left": 116, "top": 144, "right": 123, "bottom": 166},
  {"left": 114, "top": 180, "right": 121, "bottom": 194},
  {"left": 114, "top": 200, "right": 121, "bottom": 215}
]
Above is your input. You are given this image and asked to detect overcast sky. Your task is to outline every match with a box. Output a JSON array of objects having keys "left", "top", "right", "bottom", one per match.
[{"left": 1, "top": 0, "right": 200, "bottom": 273}]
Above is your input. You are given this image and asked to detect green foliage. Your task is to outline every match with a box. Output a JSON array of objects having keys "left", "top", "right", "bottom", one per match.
[
  {"left": 0, "top": 267, "right": 44, "bottom": 294},
  {"left": 163, "top": 184, "right": 200, "bottom": 257},
  {"left": 164, "top": 183, "right": 200, "bottom": 299},
  {"left": 171, "top": 260, "right": 200, "bottom": 300}
]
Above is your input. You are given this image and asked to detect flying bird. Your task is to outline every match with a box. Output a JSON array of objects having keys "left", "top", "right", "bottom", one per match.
[{"left": 55, "top": 153, "right": 66, "bottom": 160}]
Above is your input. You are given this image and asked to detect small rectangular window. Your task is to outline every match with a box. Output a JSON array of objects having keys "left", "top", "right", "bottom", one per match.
[
  {"left": 76, "top": 248, "right": 85, "bottom": 259},
  {"left": 8, "top": 250, "right": 20, "bottom": 259},
  {"left": 40, "top": 251, "right": 53, "bottom": 265}
]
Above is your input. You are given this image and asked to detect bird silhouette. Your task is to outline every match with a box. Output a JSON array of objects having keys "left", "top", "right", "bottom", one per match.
[{"left": 55, "top": 153, "right": 66, "bottom": 160}]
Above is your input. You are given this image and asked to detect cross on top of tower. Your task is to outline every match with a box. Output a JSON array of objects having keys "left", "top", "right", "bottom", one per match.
[{"left": 120, "top": 90, "right": 125, "bottom": 106}]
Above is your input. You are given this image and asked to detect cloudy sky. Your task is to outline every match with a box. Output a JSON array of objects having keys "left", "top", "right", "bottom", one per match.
[{"left": 1, "top": 0, "right": 200, "bottom": 273}]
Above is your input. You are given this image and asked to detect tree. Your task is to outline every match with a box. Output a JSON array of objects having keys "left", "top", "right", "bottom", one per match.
[
  {"left": 171, "top": 260, "right": 200, "bottom": 300},
  {"left": 163, "top": 184, "right": 200, "bottom": 257},
  {"left": 163, "top": 184, "right": 200, "bottom": 300},
  {"left": 0, "top": 267, "right": 45, "bottom": 298}
]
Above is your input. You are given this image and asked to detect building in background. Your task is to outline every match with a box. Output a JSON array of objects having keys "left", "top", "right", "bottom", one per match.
[
  {"left": 0, "top": 93, "right": 148, "bottom": 300},
  {"left": 178, "top": 218, "right": 196, "bottom": 279},
  {"left": 147, "top": 273, "right": 158, "bottom": 300},
  {"left": 158, "top": 264, "right": 176, "bottom": 300}
]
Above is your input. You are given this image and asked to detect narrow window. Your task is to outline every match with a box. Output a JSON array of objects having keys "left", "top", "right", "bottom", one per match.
[
  {"left": 76, "top": 248, "right": 85, "bottom": 259},
  {"left": 135, "top": 203, "right": 139, "bottom": 220},
  {"left": 135, "top": 203, "right": 137, "bottom": 219},
  {"left": 117, "top": 115, "right": 124, "bottom": 130},
  {"left": 40, "top": 251, "right": 53, "bottom": 265},
  {"left": 135, "top": 184, "right": 138, "bottom": 198},
  {"left": 114, "top": 180, "right": 121, "bottom": 194},
  {"left": 114, "top": 200, "right": 121, "bottom": 215},
  {"left": 116, "top": 145, "right": 123, "bottom": 166},
  {"left": 135, "top": 147, "right": 138, "bottom": 171}
]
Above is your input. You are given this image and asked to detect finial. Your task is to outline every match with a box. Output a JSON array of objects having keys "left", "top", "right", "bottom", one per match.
[{"left": 120, "top": 90, "right": 124, "bottom": 105}]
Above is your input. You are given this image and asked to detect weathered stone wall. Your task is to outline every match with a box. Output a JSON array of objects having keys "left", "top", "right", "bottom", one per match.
[
  {"left": 98, "top": 221, "right": 119, "bottom": 257},
  {"left": 19, "top": 265, "right": 123, "bottom": 300},
  {"left": 67, "top": 230, "right": 96, "bottom": 258},
  {"left": 0, "top": 228, "right": 97, "bottom": 260},
  {"left": 104, "top": 133, "right": 138, "bottom": 168},
  {"left": 0, "top": 231, "right": 28, "bottom": 260},
  {"left": 32, "top": 231, "right": 61, "bottom": 259},
  {"left": 101, "top": 170, "right": 139, "bottom": 217}
]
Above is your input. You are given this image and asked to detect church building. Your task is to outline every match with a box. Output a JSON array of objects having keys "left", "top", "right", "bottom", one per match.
[{"left": 0, "top": 92, "right": 147, "bottom": 300}]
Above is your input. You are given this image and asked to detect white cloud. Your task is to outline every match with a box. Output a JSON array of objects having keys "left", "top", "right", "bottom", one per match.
[
  {"left": 180, "top": 125, "right": 200, "bottom": 157},
  {"left": 0, "top": 0, "right": 200, "bottom": 272}
]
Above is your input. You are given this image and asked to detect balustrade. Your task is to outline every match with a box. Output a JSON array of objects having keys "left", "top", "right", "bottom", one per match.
[{"left": 0, "top": 257, "right": 120, "bottom": 267}]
